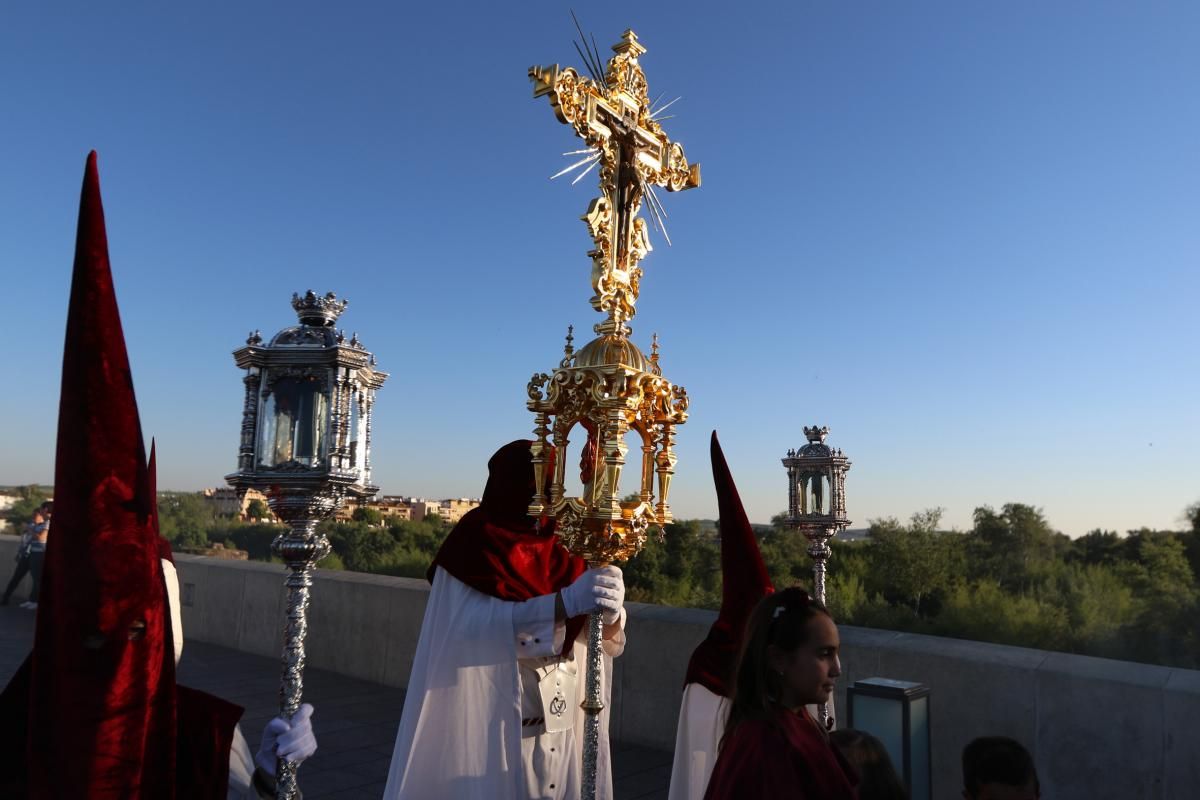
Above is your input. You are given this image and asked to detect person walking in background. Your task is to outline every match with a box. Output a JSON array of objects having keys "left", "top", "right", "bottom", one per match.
[
  {"left": 702, "top": 587, "right": 857, "bottom": 799},
  {"left": 20, "top": 502, "right": 51, "bottom": 610},
  {"left": 2, "top": 502, "right": 47, "bottom": 606},
  {"left": 829, "top": 729, "right": 908, "bottom": 800}
]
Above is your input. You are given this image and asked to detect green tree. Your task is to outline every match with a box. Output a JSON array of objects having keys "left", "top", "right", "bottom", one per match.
[
  {"left": 157, "top": 492, "right": 217, "bottom": 548},
  {"left": 1056, "top": 562, "right": 1137, "bottom": 657},
  {"left": 1185, "top": 501, "right": 1200, "bottom": 533},
  {"left": 3, "top": 485, "right": 50, "bottom": 534},
  {"left": 623, "top": 520, "right": 720, "bottom": 608},
  {"left": 217, "top": 523, "right": 285, "bottom": 560},
  {"left": 324, "top": 521, "right": 399, "bottom": 572},
  {"left": 1069, "top": 529, "right": 1124, "bottom": 566},
  {"left": 246, "top": 499, "right": 270, "bottom": 520},
  {"left": 759, "top": 526, "right": 816, "bottom": 589},
  {"left": 1117, "top": 532, "right": 1199, "bottom": 666},
  {"left": 352, "top": 506, "right": 384, "bottom": 526},
  {"left": 865, "top": 509, "right": 956, "bottom": 616},
  {"left": 969, "top": 504, "right": 1060, "bottom": 594},
  {"left": 1181, "top": 501, "right": 1200, "bottom": 578}
]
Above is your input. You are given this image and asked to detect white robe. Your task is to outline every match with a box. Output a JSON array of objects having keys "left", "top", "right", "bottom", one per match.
[
  {"left": 667, "top": 684, "right": 728, "bottom": 800},
  {"left": 383, "top": 567, "right": 625, "bottom": 800},
  {"left": 163, "top": 559, "right": 274, "bottom": 800}
]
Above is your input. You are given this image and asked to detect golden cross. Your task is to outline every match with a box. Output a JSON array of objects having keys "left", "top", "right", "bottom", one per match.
[{"left": 531, "top": 29, "right": 700, "bottom": 334}]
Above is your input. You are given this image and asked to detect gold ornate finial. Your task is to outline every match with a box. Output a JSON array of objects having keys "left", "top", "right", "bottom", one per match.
[
  {"left": 649, "top": 332, "right": 662, "bottom": 376},
  {"left": 530, "top": 30, "right": 700, "bottom": 338},
  {"left": 560, "top": 324, "right": 576, "bottom": 368},
  {"left": 613, "top": 29, "right": 646, "bottom": 58}
]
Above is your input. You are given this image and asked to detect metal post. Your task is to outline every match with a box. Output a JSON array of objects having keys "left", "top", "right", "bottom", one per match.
[
  {"left": 805, "top": 527, "right": 834, "bottom": 728},
  {"left": 270, "top": 501, "right": 334, "bottom": 799},
  {"left": 580, "top": 609, "right": 605, "bottom": 800}
]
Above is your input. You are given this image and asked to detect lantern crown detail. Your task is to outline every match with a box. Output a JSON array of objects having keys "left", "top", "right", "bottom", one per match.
[{"left": 291, "top": 290, "right": 347, "bottom": 327}]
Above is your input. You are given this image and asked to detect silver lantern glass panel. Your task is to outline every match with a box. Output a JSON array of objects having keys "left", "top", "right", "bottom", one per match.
[
  {"left": 226, "top": 290, "right": 387, "bottom": 800},
  {"left": 257, "top": 375, "right": 330, "bottom": 469}
]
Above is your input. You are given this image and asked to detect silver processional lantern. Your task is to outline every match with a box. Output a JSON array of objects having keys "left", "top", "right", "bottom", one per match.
[
  {"left": 782, "top": 425, "right": 851, "bottom": 606},
  {"left": 783, "top": 425, "right": 850, "bottom": 729},
  {"left": 225, "top": 290, "right": 387, "bottom": 799}
]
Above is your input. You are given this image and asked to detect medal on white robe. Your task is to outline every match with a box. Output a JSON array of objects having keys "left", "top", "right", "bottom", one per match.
[{"left": 535, "top": 660, "right": 578, "bottom": 733}]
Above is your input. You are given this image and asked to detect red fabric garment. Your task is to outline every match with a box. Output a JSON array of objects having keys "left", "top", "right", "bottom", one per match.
[
  {"left": 0, "top": 153, "right": 243, "bottom": 799},
  {"left": 702, "top": 708, "right": 858, "bottom": 800},
  {"left": 430, "top": 440, "right": 589, "bottom": 654},
  {"left": 0, "top": 660, "right": 241, "bottom": 800},
  {"left": 684, "top": 432, "right": 775, "bottom": 697},
  {"left": 174, "top": 686, "right": 244, "bottom": 800},
  {"left": 26, "top": 151, "right": 176, "bottom": 798},
  {"left": 0, "top": 656, "right": 33, "bottom": 797}
]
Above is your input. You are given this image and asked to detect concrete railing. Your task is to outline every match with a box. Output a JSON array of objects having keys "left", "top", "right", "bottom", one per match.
[{"left": 3, "top": 537, "right": 1197, "bottom": 799}]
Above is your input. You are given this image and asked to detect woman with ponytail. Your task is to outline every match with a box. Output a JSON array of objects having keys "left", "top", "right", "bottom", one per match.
[{"left": 702, "top": 587, "right": 857, "bottom": 799}]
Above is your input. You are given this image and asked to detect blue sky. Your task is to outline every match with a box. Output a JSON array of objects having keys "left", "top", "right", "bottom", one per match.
[{"left": 2, "top": 2, "right": 1197, "bottom": 536}]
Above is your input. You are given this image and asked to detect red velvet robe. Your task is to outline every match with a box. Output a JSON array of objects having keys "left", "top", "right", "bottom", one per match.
[
  {"left": 702, "top": 709, "right": 858, "bottom": 800},
  {"left": 0, "top": 656, "right": 241, "bottom": 799}
]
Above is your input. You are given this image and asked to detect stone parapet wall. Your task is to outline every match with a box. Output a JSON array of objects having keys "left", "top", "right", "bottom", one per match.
[{"left": 2, "top": 536, "right": 1195, "bottom": 799}]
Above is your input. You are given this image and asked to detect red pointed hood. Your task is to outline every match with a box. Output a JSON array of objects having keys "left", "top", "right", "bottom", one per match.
[
  {"left": 683, "top": 431, "right": 775, "bottom": 696},
  {"left": 26, "top": 151, "right": 177, "bottom": 797}
]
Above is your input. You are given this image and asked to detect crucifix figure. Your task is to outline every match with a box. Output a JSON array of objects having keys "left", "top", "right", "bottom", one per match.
[{"left": 531, "top": 29, "right": 701, "bottom": 335}]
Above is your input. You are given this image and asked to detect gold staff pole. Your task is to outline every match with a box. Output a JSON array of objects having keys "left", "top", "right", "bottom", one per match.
[{"left": 528, "top": 28, "right": 700, "bottom": 799}]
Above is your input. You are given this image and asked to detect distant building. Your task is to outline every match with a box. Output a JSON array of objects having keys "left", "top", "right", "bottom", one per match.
[
  {"left": 439, "top": 498, "right": 480, "bottom": 523},
  {"left": 375, "top": 496, "right": 414, "bottom": 522},
  {"left": 383, "top": 496, "right": 480, "bottom": 523},
  {"left": 0, "top": 493, "right": 19, "bottom": 513},
  {"left": 408, "top": 499, "right": 444, "bottom": 523},
  {"left": 334, "top": 495, "right": 480, "bottom": 525},
  {"left": 201, "top": 487, "right": 272, "bottom": 521}
]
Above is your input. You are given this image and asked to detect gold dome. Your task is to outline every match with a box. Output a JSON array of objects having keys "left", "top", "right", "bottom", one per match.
[{"left": 572, "top": 334, "right": 650, "bottom": 371}]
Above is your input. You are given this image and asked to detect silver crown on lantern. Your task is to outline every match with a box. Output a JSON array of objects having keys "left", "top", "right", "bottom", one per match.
[{"left": 291, "top": 290, "right": 348, "bottom": 327}]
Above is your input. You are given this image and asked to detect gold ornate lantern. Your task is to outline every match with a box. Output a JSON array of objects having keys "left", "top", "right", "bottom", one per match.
[{"left": 527, "top": 27, "right": 699, "bottom": 799}]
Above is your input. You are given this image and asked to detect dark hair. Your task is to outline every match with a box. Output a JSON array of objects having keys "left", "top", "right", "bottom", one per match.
[
  {"left": 962, "top": 736, "right": 1039, "bottom": 798},
  {"left": 722, "top": 586, "right": 832, "bottom": 744},
  {"left": 40, "top": 500, "right": 53, "bottom": 514},
  {"left": 830, "top": 729, "right": 908, "bottom": 800}
]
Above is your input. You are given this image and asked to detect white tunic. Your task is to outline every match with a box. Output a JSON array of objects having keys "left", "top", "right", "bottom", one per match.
[
  {"left": 667, "top": 684, "right": 728, "bottom": 800},
  {"left": 383, "top": 566, "right": 625, "bottom": 800}
]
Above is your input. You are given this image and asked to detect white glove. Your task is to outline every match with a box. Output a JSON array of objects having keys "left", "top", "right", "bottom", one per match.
[
  {"left": 560, "top": 566, "right": 625, "bottom": 624},
  {"left": 254, "top": 703, "right": 317, "bottom": 777}
]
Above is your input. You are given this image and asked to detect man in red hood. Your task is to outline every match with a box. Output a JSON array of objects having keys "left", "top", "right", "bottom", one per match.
[
  {"left": 0, "top": 152, "right": 315, "bottom": 798},
  {"left": 383, "top": 439, "right": 627, "bottom": 800}
]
